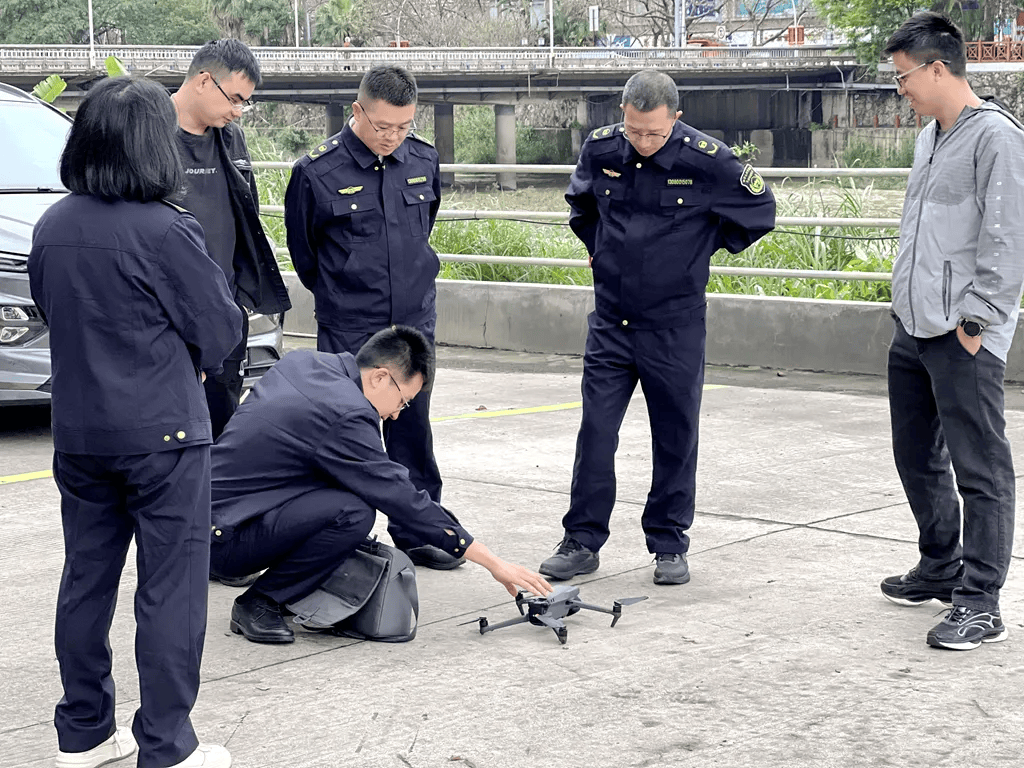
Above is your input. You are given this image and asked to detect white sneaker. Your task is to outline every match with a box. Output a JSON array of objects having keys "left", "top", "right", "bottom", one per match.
[
  {"left": 166, "top": 744, "right": 232, "bottom": 768},
  {"left": 56, "top": 726, "right": 137, "bottom": 768}
]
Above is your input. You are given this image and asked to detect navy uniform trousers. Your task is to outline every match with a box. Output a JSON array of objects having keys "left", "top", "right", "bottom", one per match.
[
  {"left": 211, "top": 489, "right": 376, "bottom": 605},
  {"left": 316, "top": 321, "right": 441, "bottom": 550},
  {"left": 563, "top": 311, "right": 706, "bottom": 555},
  {"left": 53, "top": 447, "right": 209, "bottom": 768}
]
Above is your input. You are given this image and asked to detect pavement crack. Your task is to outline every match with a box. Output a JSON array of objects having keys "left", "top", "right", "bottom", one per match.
[{"left": 224, "top": 709, "right": 250, "bottom": 747}]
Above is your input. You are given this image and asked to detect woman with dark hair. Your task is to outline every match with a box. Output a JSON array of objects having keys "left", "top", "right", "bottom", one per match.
[{"left": 29, "top": 76, "right": 242, "bottom": 768}]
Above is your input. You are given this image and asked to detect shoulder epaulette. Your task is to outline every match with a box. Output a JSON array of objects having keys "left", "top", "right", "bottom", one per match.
[
  {"left": 160, "top": 200, "right": 188, "bottom": 214},
  {"left": 589, "top": 124, "right": 624, "bottom": 141},
  {"left": 685, "top": 136, "right": 724, "bottom": 158},
  {"left": 307, "top": 136, "right": 342, "bottom": 160},
  {"left": 407, "top": 131, "right": 434, "bottom": 147}
]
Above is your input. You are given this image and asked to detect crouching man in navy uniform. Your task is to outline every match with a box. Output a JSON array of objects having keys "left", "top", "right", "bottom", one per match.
[
  {"left": 210, "top": 326, "right": 552, "bottom": 644},
  {"left": 30, "top": 78, "right": 243, "bottom": 768},
  {"left": 540, "top": 69, "right": 776, "bottom": 586},
  {"left": 284, "top": 65, "right": 458, "bottom": 571}
]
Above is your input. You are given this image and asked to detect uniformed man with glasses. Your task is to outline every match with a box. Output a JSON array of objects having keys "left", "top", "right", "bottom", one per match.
[
  {"left": 540, "top": 69, "right": 776, "bottom": 586},
  {"left": 285, "top": 65, "right": 458, "bottom": 571},
  {"left": 171, "top": 39, "right": 292, "bottom": 443},
  {"left": 209, "top": 326, "right": 552, "bottom": 644}
]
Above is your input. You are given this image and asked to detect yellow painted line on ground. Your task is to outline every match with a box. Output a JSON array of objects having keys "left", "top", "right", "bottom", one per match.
[
  {"left": 1, "top": 386, "right": 728, "bottom": 485},
  {"left": 432, "top": 401, "right": 583, "bottom": 423},
  {"left": 0, "top": 469, "right": 53, "bottom": 486}
]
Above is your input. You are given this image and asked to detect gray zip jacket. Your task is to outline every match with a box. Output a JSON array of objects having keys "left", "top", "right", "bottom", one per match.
[{"left": 892, "top": 101, "right": 1024, "bottom": 361}]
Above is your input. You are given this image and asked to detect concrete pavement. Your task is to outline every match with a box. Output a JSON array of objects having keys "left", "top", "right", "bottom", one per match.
[{"left": 2, "top": 346, "right": 1023, "bottom": 768}]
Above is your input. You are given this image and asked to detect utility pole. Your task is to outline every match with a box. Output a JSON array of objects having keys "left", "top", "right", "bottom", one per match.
[
  {"left": 294, "top": 0, "right": 301, "bottom": 46},
  {"left": 87, "top": 0, "right": 96, "bottom": 68}
]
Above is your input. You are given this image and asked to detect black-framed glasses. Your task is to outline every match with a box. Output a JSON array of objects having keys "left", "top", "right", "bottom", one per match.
[
  {"left": 354, "top": 101, "right": 416, "bottom": 138},
  {"left": 206, "top": 72, "right": 255, "bottom": 113},
  {"left": 622, "top": 127, "right": 672, "bottom": 142},
  {"left": 892, "top": 59, "right": 950, "bottom": 87},
  {"left": 381, "top": 368, "right": 411, "bottom": 410}
]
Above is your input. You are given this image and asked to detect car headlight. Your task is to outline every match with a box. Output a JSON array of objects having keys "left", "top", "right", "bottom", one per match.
[{"left": 0, "top": 304, "right": 46, "bottom": 345}]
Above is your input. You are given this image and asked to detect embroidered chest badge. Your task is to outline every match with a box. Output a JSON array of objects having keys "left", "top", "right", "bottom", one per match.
[
  {"left": 406, "top": 176, "right": 428, "bottom": 185},
  {"left": 338, "top": 186, "right": 364, "bottom": 195},
  {"left": 602, "top": 168, "right": 622, "bottom": 178},
  {"left": 667, "top": 179, "right": 693, "bottom": 186}
]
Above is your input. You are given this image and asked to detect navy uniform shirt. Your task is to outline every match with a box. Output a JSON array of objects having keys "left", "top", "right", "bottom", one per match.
[
  {"left": 285, "top": 124, "right": 442, "bottom": 331},
  {"left": 211, "top": 349, "right": 472, "bottom": 557},
  {"left": 29, "top": 196, "right": 243, "bottom": 455},
  {"left": 566, "top": 122, "right": 777, "bottom": 330}
]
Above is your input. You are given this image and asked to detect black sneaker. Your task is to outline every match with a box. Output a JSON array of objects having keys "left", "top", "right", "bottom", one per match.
[
  {"left": 653, "top": 553, "right": 690, "bottom": 585},
  {"left": 880, "top": 566, "right": 960, "bottom": 607},
  {"left": 926, "top": 606, "right": 1008, "bottom": 650},
  {"left": 539, "top": 537, "right": 599, "bottom": 581}
]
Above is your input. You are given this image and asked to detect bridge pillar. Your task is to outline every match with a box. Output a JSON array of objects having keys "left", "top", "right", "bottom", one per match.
[
  {"left": 326, "top": 102, "right": 348, "bottom": 138},
  {"left": 494, "top": 104, "right": 517, "bottom": 191},
  {"left": 433, "top": 103, "right": 455, "bottom": 187}
]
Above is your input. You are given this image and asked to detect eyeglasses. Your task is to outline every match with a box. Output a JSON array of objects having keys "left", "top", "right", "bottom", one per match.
[
  {"left": 622, "top": 127, "right": 672, "bottom": 142},
  {"left": 381, "top": 368, "right": 411, "bottom": 411},
  {"left": 355, "top": 101, "right": 416, "bottom": 138},
  {"left": 892, "top": 59, "right": 950, "bottom": 87},
  {"left": 206, "top": 72, "right": 255, "bottom": 113}
]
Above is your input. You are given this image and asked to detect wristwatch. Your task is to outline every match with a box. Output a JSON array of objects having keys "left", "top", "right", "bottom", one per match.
[{"left": 958, "top": 317, "right": 985, "bottom": 337}]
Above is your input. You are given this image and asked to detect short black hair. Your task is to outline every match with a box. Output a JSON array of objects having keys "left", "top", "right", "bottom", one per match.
[
  {"left": 186, "top": 39, "right": 262, "bottom": 87},
  {"left": 356, "top": 325, "right": 435, "bottom": 390},
  {"left": 884, "top": 12, "right": 967, "bottom": 78},
  {"left": 622, "top": 69, "right": 679, "bottom": 113},
  {"left": 60, "top": 77, "right": 183, "bottom": 203},
  {"left": 358, "top": 65, "right": 418, "bottom": 107}
]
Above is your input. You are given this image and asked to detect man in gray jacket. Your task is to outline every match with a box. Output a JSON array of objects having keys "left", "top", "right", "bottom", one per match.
[{"left": 879, "top": 11, "right": 1024, "bottom": 650}]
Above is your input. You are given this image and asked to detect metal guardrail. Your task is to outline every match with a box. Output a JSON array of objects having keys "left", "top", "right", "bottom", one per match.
[
  {"left": 0, "top": 44, "right": 858, "bottom": 76},
  {"left": 257, "top": 162, "right": 903, "bottom": 283}
]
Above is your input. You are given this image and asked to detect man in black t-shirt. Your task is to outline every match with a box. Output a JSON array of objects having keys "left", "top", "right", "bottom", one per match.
[{"left": 171, "top": 39, "right": 290, "bottom": 440}]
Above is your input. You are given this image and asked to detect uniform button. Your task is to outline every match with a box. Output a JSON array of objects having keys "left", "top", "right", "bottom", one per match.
[
  {"left": 332, "top": 140, "right": 338, "bottom": 145},
  {"left": 419, "top": 194, "right": 424, "bottom": 200},
  {"left": 176, "top": 430, "right": 186, "bottom": 439},
  {"left": 636, "top": 162, "right": 642, "bottom": 169},
  {"left": 684, "top": 137, "right": 691, "bottom": 143},
  {"left": 605, "top": 189, "right": 610, "bottom": 195},
  {"left": 163, "top": 435, "right": 170, "bottom": 442},
  {"left": 214, "top": 530, "right": 222, "bottom": 537},
  {"left": 211, "top": 525, "right": 217, "bottom": 531},
  {"left": 454, "top": 548, "right": 460, "bottom": 553},
  {"left": 677, "top": 198, "right": 684, "bottom": 204},
  {"left": 351, "top": 203, "right": 358, "bottom": 210},
  {"left": 374, "top": 166, "right": 379, "bottom": 171},
  {"left": 459, "top": 538, "right": 466, "bottom": 545},
  {"left": 622, "top": 319, "right": 629, "bottom": 326}
]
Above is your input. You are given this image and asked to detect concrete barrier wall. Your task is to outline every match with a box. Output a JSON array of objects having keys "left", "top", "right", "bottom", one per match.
[{"left": 283, "top": 274, "right": 1024, "bottom": 380}]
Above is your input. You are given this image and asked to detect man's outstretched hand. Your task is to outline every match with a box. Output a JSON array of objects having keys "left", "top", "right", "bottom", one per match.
[{"left": 464, "top": 541, "right": 553, "bottom": 597}]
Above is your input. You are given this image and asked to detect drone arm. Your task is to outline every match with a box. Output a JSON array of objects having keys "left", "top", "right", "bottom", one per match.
[
  {"left": 573, "top": 600, "right": 615, "bottom": 617},
  {"left": 478, "top": 614, "right": 532, "bottom": 634}
]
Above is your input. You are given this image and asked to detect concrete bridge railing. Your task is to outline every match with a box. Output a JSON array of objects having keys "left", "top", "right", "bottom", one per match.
[{"left": 0, "top": 44, "right": 859, "bottom": 77}]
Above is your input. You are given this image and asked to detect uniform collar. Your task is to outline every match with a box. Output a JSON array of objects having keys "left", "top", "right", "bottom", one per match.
[
  {"left": 619, "top": 121, "right": 684, "bottom": 170},
  {"left": 342, "top": 121, "right": 410, "bottom": 168}
]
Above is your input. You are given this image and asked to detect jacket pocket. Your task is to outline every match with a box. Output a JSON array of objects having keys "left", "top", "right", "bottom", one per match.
[
  {"left": 942, "top": 260, "right": 952, "bottom": 321},
  {"left": 402, "top": 186, "right": 436, "bottom": 238},
  {"left": 330, "top": 194, "right": 383, "bottom": 243}
]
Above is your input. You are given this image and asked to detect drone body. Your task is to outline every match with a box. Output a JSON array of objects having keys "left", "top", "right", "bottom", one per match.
[{"left": 470, "top": 584, "right": 647, "bottom": 644}]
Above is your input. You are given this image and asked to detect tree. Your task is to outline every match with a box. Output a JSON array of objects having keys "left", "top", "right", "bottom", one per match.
[
  {"left": 812, "top": 0, "right": 1019, "bottom": 71},
  {"left": 735, "top": 0, "right": 811, "bottom": 46},
  {"left": 0, "top": 0, "right": 219, "bottom": 45}
]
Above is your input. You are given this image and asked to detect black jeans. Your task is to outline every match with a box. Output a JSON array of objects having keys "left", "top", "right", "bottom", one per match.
[{"left": 888, "top": 319, "right": 1015, "bottom": 611}]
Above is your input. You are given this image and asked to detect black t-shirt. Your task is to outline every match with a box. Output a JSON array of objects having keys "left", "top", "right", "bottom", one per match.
[{"left": 176, "top": 128, "right": 237, "bottom": 292}]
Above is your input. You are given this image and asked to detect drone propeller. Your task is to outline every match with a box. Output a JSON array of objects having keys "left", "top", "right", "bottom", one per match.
[{"left": 615, "top": 597, "right": 649, "bottom": 607}]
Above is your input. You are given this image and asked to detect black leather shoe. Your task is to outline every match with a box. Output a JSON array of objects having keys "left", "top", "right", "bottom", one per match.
[
  {"left": 230, "top": 595, "right": 295, "bottom": 644},
  {"left": 210, "top": 570, "right": 262, "bottom": 588},
  {"left": 539, "top": 537, "right": 599, "bottom": 581},
  {"left": 403, "top": 545, "right": 466, "bottom": 570}
]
